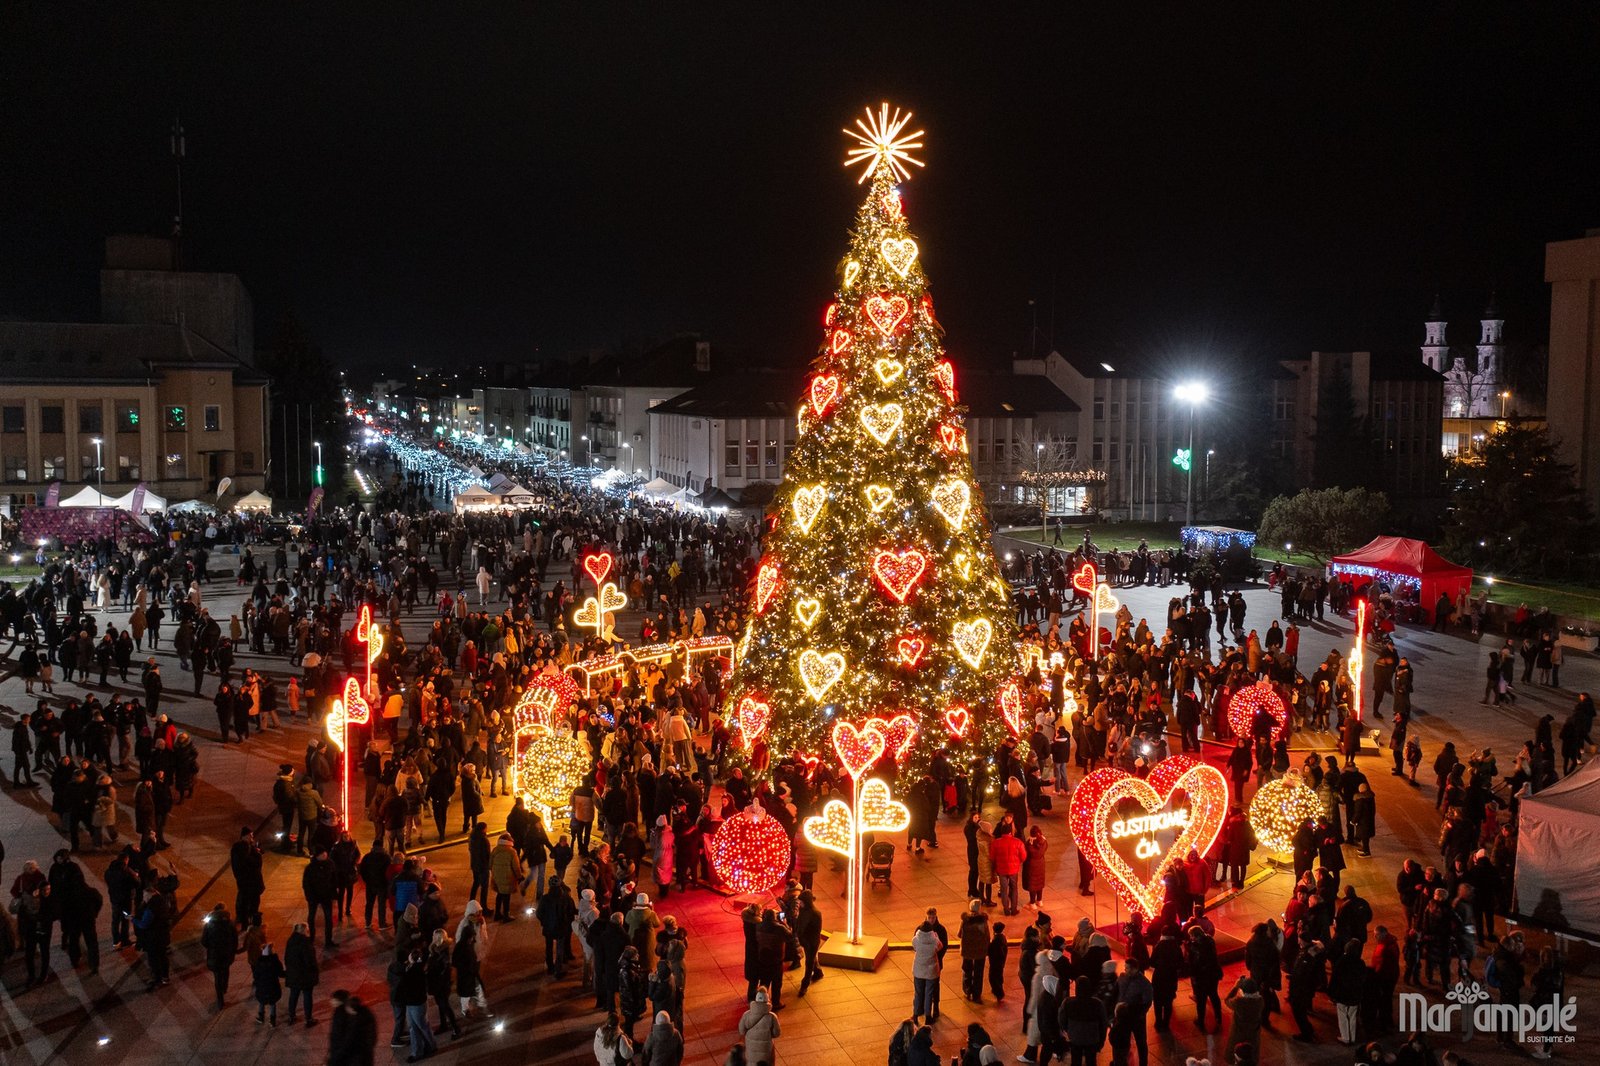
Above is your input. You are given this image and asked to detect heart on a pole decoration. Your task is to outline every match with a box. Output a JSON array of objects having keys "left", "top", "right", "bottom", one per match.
[
  {"left": 857, "top": 778, "right": 912, "bottom": 832},
  {"left": 1068, "top": 754, "right": 1231, "bottom": 920},
  {"left": 943, "top": 705, "right": 971, "bottom": 741},
  {"left": 809, "top": 374, "right": 841, "bottom": 417},
  {"left": 1226, "top": 679, "right": 1293, "bottom": 746},
  {"left": 879, "top": 237, "right": 919, "bottom": 278},
  {"left": 1095, "top": 584, "right": 1120, "bottom": 615},
  {"left": 932, "top": 360, "right": 956, "bottom": 403},
  {"left": 736, "top": 695, "right": 772, "bottom": 748},
  {"left": 895, "top": 636, "right": 926, "bottom": 667},
  {"left": 873, "top": 546, "right": 929, "bottom": 603},
  {"left": 952, "top": 618, "right": 993, "bottom": 669},
  {"left": 799, "top": 649, "right": 847, "bottom": 702},
  {"left": 1071, "top": 563, "right": 1098, "bottom": 596},
  {"left": 865, "top": 293, "right": 911, "bottom": 336},
  {"left": 791, "top": 485, "right": 827, "bottom": 534},
  {"left": 859, "top": 403, "right": 905, "bottom": 445},
  {"left": 865, "top": 713, "right": 919, "bottom": 764},
  {"left": 930, "top": 478, "right": 971, "bottom": 529},
  {"left": 709, "top": 805, "right": 793, "bottom": 895},
  {"left": 574, "top": 582, "right": 628, "bottom": 636},
  {"left": 582, "top": 551, "right": 614, "bottom": 587},
  {"left": 998, "top": 677, "right": 1027, "bottom": 736},
  {"left": 325, "top": 676, "right": 372, "bottom": 752},
  {"left": 832, "top": 719, "right": 887, "bottom": 779},
  {"left": 802, "top": 799, "right": 855, "bottom": 858},
  {"left": 754, "top": 559, "right": 782, "bottom": 614}
]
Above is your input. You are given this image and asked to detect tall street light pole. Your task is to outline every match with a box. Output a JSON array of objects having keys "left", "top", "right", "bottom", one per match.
[
  {"left": 91, "top": 437, "right": 103, "bottom": 493},
  {"left": 1174, "top": 382, "right": 1210, "bottom": 527}
]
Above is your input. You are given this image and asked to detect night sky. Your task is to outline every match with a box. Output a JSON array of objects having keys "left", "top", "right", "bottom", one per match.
[{"left": 3, "top": 6, "right": 1598, "bottom": 378}]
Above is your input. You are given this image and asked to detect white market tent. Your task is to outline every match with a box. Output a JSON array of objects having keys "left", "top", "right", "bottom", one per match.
[
  {"left": 486, "top": 472, "right": 516, "bottom": 492},
  {"left": 452, "top": 488, "right": 503, "bottom": 513},
  {"left": 498, "top": 482, "right": 539, "bottom": 506},
  {"left": 234, "top": 490, "right": 273, "bottom": 513},
  {"left": 59, "top": 486, "right": 167, "bottom": 513},
  {"left": 111, "top": 488, "right": 167, "bottom": 514},
  {"left": 1516, "top": 757, "right": 1600, "bottom": 938},
  {"left": 169, "top": 499, "right": 217, "bottom": 515},
  {"left": 641, "top": 477, "right": 677, "bottom": 497}
]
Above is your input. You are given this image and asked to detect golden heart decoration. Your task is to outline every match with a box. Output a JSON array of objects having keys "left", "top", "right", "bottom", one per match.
[
  {"left": 858, "top": 778, "right": 912, "bottom": 833},
  {"left": 798, "top": 649, "right": 847, "bottom": 702},
  {"left": 954, "top": 552, "right": 972, "bottom": 580},
  {"left": 755, "top": 560, "right": 782, "bottom": 614},
  {"left": 791, "top": 485, "right": 826, "bottom": 534},
  {"left": 864, "top": 484, "right": 895, "bottom": 512},
  {"left": 1095, "top": 585, "right": 1120, "bottom": 614},
  {"left": 952, "top": 618, "right": 993, "bottom": 669},
  {"left": 879, "top": 237, "right": 919, "bottom": 278},
  {"left": 930, "top": 478, "right": 971, "bottom": 528},
  {"left": 794, "top": 598, "right": 822, "bottom": 629},
  {"left": 802, "top": 799, "right": 855, "bottom": 858},
  {"left": 872, "top": 546, "right": 929, "bottom": 603},
  {"left": 874, "top": 358, "right": 905, "bottom": 385},
  {"left": 858, "top": 403, "right": 904, "bottom": 445},
  {"left": 842, "top": 260, "right": 861, "bottom": 289},
  {"left": 865, "top": 713, "right": 920, "bottom": 764},
  {"left": 736, "top": 695, "right": 772, "bottom": 748}
]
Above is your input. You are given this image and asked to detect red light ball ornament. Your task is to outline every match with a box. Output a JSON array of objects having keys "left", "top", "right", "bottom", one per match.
[
  {"left": 1226, "top": 680, "right": 1292, "bottom": 746},
  {"left": 709, "top": 804, "right": 792, "bottom": 896}
]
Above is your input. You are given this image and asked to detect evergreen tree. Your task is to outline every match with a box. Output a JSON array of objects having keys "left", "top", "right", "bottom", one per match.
[{"left": 728, "top": 106, "right": 1019, "bottom": 789}]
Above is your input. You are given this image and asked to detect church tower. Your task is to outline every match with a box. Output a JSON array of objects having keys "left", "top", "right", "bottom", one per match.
[
  {"left": 1421, "top": 294, "right": 1449, "bottom": 373},
  {"left": 1474, "top": 293, "right": 1505, "bottom": 416}
]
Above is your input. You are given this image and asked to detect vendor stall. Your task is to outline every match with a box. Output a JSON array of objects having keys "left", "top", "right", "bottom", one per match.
[{"left": 1329, "top": 536, "right": 1472, "bottom": 624}]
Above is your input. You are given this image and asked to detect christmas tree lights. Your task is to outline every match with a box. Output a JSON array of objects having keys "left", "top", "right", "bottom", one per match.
[{"left": 725, "top": 103, "right": 1019, "bottom": 791}]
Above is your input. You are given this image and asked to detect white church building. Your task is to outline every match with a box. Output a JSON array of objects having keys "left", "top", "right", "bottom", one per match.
[{"left": 1423, "top": 295, "right": 1508, "bottom": 454}]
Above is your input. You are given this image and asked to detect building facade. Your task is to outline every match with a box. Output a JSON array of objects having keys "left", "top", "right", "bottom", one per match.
[
  {"left": 1546, "top": 230, "right": 1600, "bottom": 504},
  {"left": 1422, "top": 296, "right": 1511, "bottom": 455}
]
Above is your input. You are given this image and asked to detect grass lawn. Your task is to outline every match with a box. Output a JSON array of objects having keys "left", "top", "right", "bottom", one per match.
[
  {"left": 1471, "top": 575, "right": 1600, "bottom": 622},
  {"left": 1000, "top": 520, "right": 1184, "bottom": 552}
]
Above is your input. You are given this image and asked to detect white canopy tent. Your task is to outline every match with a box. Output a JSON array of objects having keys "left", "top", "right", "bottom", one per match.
[
  {"left": 498, "top": 482, "right": 539, "bottom": 507},
  {"left": 169, "top": 499, "right": 217, "bottom": 515},
  {"left": 452, "top": 488, "right": 503, "bottom": 513},
  {"left": 111, "top": 488, "right": 166, "bottom": 514},
  {"left": 59, "top": 486, "right": 166, "bottom": 514},
  {"left": 640, "top": 477, "right": 677, "bottom": 497},
  {"left": 1516, "top": 757, "right": 1600, "bottom": 937},
  {"left": 234, "top": 490, "right": 273, "bottom": 513},
  {"left": 486, "top": 472, "right": 516, "bottom": 492}
]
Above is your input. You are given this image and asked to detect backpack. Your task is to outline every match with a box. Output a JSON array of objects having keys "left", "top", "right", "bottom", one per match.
[{"left": 1485, "top": 953, "right": 1500, "bottom": 989}]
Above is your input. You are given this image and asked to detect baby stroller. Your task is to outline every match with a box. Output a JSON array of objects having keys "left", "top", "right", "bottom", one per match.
[{"left": 866, "top": 840, "right": 895, "bottom": 887}]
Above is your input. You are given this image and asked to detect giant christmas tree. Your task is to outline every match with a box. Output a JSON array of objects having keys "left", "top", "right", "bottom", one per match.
[{"left": 729, "top": 104, "right": 1021, "bottom": 791}]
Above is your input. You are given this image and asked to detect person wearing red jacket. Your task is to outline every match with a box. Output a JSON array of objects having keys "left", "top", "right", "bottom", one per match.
[
  {"left": 989, "top": 827, "right": 1027, "bottom": 916},
  {"left": 1369, "top": 925, "right": 1401, "bottom": 1034}
]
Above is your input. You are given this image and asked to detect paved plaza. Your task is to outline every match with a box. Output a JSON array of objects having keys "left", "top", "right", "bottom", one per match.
[{"left": 1, "top": 524, "right": 1597, "bottom": 1065}]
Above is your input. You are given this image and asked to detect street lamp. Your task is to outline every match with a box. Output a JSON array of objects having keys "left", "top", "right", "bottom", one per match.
[
  {"left": 90, "top": 437, "right": 103, "bottom": 492},
  {"left": 1205, "top": 449, "right": 1215, "bottom": 503},
  {"left": 313, "top": 440, "right": 324, "bottom": 486},
  {"left": 621, "top": 441, "right": 633, "bottom": 474},
  {"left": 1173, "top": 382, "right": 1210, "bottom": 526},
  {"left": 580, "top": 433, "right": 590, "bottom": 466},
  {"left": 1499, "top": 390, "right": 1511, "bottom": 419}
]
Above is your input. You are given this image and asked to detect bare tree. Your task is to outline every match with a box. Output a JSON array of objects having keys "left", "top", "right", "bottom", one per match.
[{"left": 1006, "top": 435, "right": 1107, "bottom": 540}]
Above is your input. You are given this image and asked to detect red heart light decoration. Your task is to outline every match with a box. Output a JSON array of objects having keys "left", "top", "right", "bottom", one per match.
[
  {"left": 355, "top": 604, "right": 373, "bottom": 645},
  {"left": 998, "top": 677, "right": 1026, "bottom": 736},
  {"left": 873, "top": 547, "right": 928, "bottom": 603},
  {"left": 944, "top": 705, "right": 971, "bottom": 740},
  {"left": 831, "top": 328, "right": 853, "bottom": 355},
  {"left": 933, "top": 360, "right": 957, "bottom": 403},
  {"left": 937, "top": 423, "right": 968, "bottom": 454},
  {"left": 1067, "top": 755, "right": 1230, "bottom": 920},
  {"left": 582, "top": 551, "right": 614, "bottom": 587},
  {"left": 865, "top": 293, "right": 910, "bottom": 336},
  {"left": 709, "top": 806, "right": 792, "bottom": 895},
  {"left": 866, "top": 713, "right": 919, "bottom": 764},
  {"left": 737, "top": 694, "right": 772, "bottom": 748},
  {"left": 1071, "top": 563, "right": 1098, "bottom": 596},
  {"left": 809, "top": 374, "right": 841, "bottom": 418},
  {"left": 832, "top": 720, "right": 887, "bottom": 779},
  {"left": 895, "top": 636, "right": 926, "bottom": 667},
  {"left": 824, "top": 302, "right": 837, "bottom": 327},
  {"left": 341, "top": 676, "right": 372, "bottom": 726},
  {"left": 797, "top": 753, "right": 820, "bottom": 780},
  {"left": 754, "top": 559, "right": 781, "bottom": 614},
  {"left": 1225, "top": 679, "right": 1292, "bottom": 746}
]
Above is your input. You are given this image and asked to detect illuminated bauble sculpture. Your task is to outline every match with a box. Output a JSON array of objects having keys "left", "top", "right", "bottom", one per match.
[
  {"left": 1248, "top": 770, "right": 1322, "bottom": 852},
  {"left": 1068, "top": 754, "right": 1230, "bottom": 919},
  {"left": 709, "top": 805, "right": 792, "bottom": 895},
  {"left": 516, "top": 732, "right": 591, "bottom": 817},
  {"left": 1226, "top": 679, "right": 1292, "bottom": 746}
]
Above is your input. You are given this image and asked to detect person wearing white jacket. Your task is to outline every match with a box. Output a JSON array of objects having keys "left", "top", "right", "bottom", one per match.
[{"left": 912, "top": 922, "right": 942, "bottom": 1024}]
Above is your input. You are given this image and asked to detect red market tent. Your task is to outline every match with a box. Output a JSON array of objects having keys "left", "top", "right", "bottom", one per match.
[{"left": 1329, "top": 536, "right": 1472, "bottom": 623}]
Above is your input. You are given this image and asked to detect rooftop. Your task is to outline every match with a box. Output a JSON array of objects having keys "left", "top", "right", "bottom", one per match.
[{"left": 0, "top": 321, "right": 269, "bottom": 385}]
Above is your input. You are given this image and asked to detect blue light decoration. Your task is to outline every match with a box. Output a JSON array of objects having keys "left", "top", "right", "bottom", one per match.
[{"left": 1180, "top": 526, "right": 1258, "bottom": 553}]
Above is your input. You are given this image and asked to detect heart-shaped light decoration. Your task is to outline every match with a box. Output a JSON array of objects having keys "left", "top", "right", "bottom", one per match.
[
  {"left": 842, "top": 259, "right": 861, "bottom": 290},
  {"left": 954, "top": 553, "right": 972, "bottom": 580},
  {"left": 1068, "top": 755, "right": 1230, "bottom": 920},
  {"left": 859, "top": 403, "right": 905, "bottom": 444},
  {"left": 866, "top": 713, "right": 919, "bottom": 764},
  {"left": 865, "top": 293, "right": 911, "bottom": 336},
  {"left": 874, "top": 357, "right": 905, "bottom": 385},
  {"left": 582, "top": 551, "right": 614, "bottom": 587},
  {"left": 937, "top": 423, "right": 968, "bottom": 454},
  {"left": 931, "top": 478, "right": 971, "bottom": 529},
  {"left": 864, "top": 485, "right": 894, "bottom": 512},
  {"left": 366, "top": 626, "right": 385, "bottom": 668},
  {"left": 809, "top": 374, "right": 840, "bottom": 417},
  {"left": 736, "top": 695, "right": 772, "bottom": 748},
  {"left": 574, "top": 582, "right": 626, "bottom": 635},
  {"left": 895, "top": 636, "right": 926, "bottom": 667},
  {"left": 710, "top": 805, "right": 792, "bottom": 895},
  {"left": 831, "top": 328, "right": 853, "bottom": 355},
  {"left": 754, "top": 560, "right": 781, "bottom": 614},
  {"left": 1095, "top": 585, "right": 1120, "bottom": 615},
  {"left": 880, "top": 237, "right": 919, "bottom": 278},
  {"left": 324, "top": 676, "right": 372, "bottom": 752},
  {"left": 832, "top": 719, "right": 886, "bottom": 778},
  {"left": 1226, "top": 679, "right": 1293, "bottom": 746},
  {"left": 791, "top": 485, "right": 826, "bottom": 534},
  {"left": 824, "top": 302, "right": 836, "bottom": 327},
  {"left": 797, "top": 753, "right": 821, "bottom": 779},
  {"left": 952, "top": 618, "right": 993, "bottom": 669},
  {"left": 799, "top": 649, "right": 847, "bottom": 702},
  {"left": 872, "top": 547, "right": 928, "bottom": 603},
  {"left": 998, "top": 677, "right": 1026, "bottom": 736},
  {"left": 802, "top": 799, "right": 855, "bottom": 858},
  {"left": 858, "top": 778, "right": 912, "bottom": 832},
  {"left": 1071, "top": 563, "right": 1098, "bottom": 596},
  {"left": 355, "top": 604, "right": 373, "bottom": 645},
  {"left": 944, "top": 705, "right": 971, "bottom": 740},
  {"left": 794, "top": 598, "right": 822, "bottom": 629},
  {"left": 932, "top": 360, "right": 956, "bottom": 403}
]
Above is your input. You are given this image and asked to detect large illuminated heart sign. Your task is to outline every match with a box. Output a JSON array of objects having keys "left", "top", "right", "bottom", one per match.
[
  {"left": 1068, "top": 754, "right": 1230, "bottom": 919},
  {"left": 1226, "top": 679, "right": 1292, "bottom": 745}
]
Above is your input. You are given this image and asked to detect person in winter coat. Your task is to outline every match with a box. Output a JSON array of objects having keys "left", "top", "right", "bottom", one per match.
[
  {"left": 284, "top": 922, "right": 319, "bottom": 1027},
  {"left": 1150, "top": 927, "right": 1183, "bottom": 1030},
  {"left": 302, "top": 851, "right": 339, "bottom": 947},
  {"left": 467, "top": 822, "right": 492, "bottom": 909},
  {"left": 959, "top": 901, "right": 991, "bottom": 1001},
  {"left": 488, "top": 833, "right": 524, "bottom": 922},
  {"left": 650, "top": 815, "right": 675, "bottom": 898},
  {"left": 536, "top": 879, "right": 577, "bottom": 977},
  {"left": 990, "top": 826, "right": 1027, "bottom": 917},
  {"left": 1348, "top": 784, "right": 1377, "bottom": 856},
  {"left": 736, "top": 989, "right": 781, "bottom": 1066},
  {"left": 453, "top": 916, "right": 489, "bottom": 1019},
  {"left": 252, "top": 942, "right": 286, "bottom": 1026},
  {"left": 1024, "top": 825, "right": 1049, "bottom": 906},
  {"left": 616, "top": 944, "right": 649, "bottom": 1041},
  {"left": 426, "top": 929, "right": 461, "bottom": 1038},
  {"left": 592, "top": 1011, "right": 633, "bottom": 1066},
  {"left": 1225, "top": 975, "right": 1265, "bottom": 1062},
  {"left": 1063, "top": 977, "right": 1108, "bottom": 1063},
  {"left": 641, "top": 1009, "right": 685, "bottom": 1066},
  {"left": 201, "top": 903, "right": 239, "bottom": 1009}
]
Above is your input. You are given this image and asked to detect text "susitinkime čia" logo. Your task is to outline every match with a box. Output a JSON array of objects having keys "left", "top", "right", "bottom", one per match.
[{"left": 1399, "top": 981, "right": 1579, "bottom": 1043}]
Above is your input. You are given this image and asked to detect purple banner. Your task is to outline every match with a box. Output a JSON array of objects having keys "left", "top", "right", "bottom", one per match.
[
  {"left": 42, "top": 481, "right": 60, "bottom": 507},
  {"left": 307, "top": 486, "right": 325, "bottom": 514}
]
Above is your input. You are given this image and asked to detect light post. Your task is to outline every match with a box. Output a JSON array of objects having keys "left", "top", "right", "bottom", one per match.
[
  {"left": 313, "top": 440, "right": 324, "bottom": 486},
  {"left": 1173, "top": 382, "right": 1210, "bottom": 526},
  {"left": 1036, "top": 442, "right": 1048, "bottom": 539},
  {"left": 621, "top": 441, "right": 633, "bottom": 474},
  {"left": 90, "top": 437, "right": 103, "bottom": 493},
  {"left": 1205, "top": 449, "right": 1214, "bottom": 503},
  {"left": 1499, "top": 390, "right": 1511, "bottom": 420}
]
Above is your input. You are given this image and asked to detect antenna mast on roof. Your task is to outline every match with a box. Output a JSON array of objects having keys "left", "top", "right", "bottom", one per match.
[{"left": 170, "top": 117, "right": 186, "bottom": 254}]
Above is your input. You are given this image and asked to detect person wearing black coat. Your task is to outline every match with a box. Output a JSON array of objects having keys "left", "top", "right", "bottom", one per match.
[
  {"left": 230, "top": 827, "right": 266, "bottom": 927},
  {"left": 303, "top": 851, "right": 339, "bottom": 947},
  {"left": 201, "top": 903, "right": 240, "bottom": 1009},
  {"left": 253, "top": 943, "right": 286, "bottom": 1026},
  {"left": 792, "top": 890, "right": 824, "bottom": 995},
  {"left": 326, "top": 990, "right": 378, "bottom": 1066},
  {"left": 467, "top": 822, "right": 491, "bottom": 909},
  {"left": 426, "top": 934, "right": 461, "bottom": 1038},
  {"left": 536, "top": 880, "right": 577, "bottom": 977},
  {"left": 594, "top": 910, "right": 631, "bottom": 1012},
  {"left": 285, "top": 924, "right": 320, "bottom": 1027},
  {"left": 359, "top": 843, "right": 390, "bottom": 930}
]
